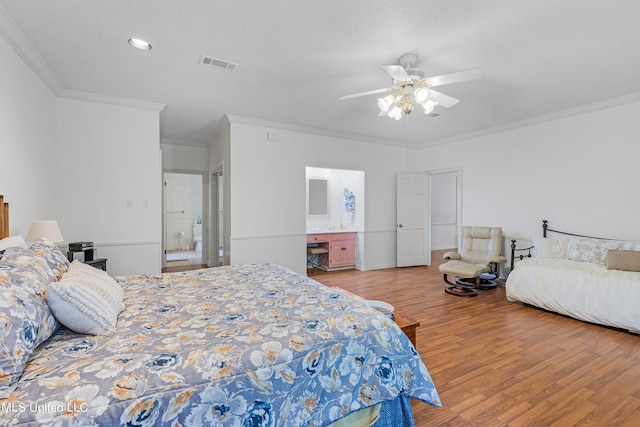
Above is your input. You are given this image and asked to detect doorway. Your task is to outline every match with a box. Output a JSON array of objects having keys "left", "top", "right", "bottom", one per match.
[
  {"left": 428, "top": 169, "right": 461, "bottom": 251},
  {"left": 163, "top": 172, "right": 206, "bottom": 269}
]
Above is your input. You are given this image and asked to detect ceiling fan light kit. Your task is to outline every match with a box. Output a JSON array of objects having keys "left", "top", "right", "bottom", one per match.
[
  {"left": 377, "top": 89, "right": 439, "bottom": 120},
  {"left": 340, "top": 53, "right": 482, "bottom": 120}
]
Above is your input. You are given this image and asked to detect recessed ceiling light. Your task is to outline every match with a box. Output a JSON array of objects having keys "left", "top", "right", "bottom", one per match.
[{"left": 128, "top": 38, "right": 152, "bottom": 50}]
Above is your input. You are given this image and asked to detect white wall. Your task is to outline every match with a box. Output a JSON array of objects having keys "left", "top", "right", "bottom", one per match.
[
  {"left": 216, "top": 96, "right": 640, "bottom": 275},
  {"left": 215, "top": 117, "right": 422, "bottom": 274},
  {"left": 0, "top": 33, "right": 58, "bottom": 235},
  {"left": 160, "top": 142, "right": 209, "bottom": 171},
  {"left": 1, "top": 26, "right": 165, "bottom": 276},
  {"left": 209, "top": 120, "right": 232, "bottom": 266},
  {"left": 56, "top": 97, "right": 164, "bottom": 275},
  {"left": 418, "top": 95, "right": 640, "bottom": 248}
]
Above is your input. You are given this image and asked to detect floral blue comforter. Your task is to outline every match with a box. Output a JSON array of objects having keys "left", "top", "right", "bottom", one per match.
[{"left": 2, "top": 263, "right": 440, "bottom": 426}]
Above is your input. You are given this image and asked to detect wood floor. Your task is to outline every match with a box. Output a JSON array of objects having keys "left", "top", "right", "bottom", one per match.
[{"left": 309, "top": 251, "right": 640, "bottom": 427}]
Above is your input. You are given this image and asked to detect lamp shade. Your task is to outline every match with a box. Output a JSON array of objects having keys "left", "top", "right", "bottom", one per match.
[
  {"left": 377, "top": 95, "right": 395, "bottom": 112},
  {"left": 25, "top": 220, "right": 64, "bottom": 242},
  {"left": 414, "top": 87, "right": 430, "bottom": 104},
  {"left": 388, "top": 106, "right": 402, "bottom": 120},
  {"left": 420, "top": 99, "right": 438, "bottom": 114}
]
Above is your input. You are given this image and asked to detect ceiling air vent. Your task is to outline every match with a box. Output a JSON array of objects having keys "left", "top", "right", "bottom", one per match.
[{"left": 200, "top": 55, "right": 238, "bottom": 71}]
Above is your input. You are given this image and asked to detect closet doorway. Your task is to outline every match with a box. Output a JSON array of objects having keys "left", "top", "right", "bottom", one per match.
[
  {"left": 428, "top": 169, "right": 461, "bottom": 251},
  {"left": 163, "top": 171, "right": 207, "bottom": 269}
]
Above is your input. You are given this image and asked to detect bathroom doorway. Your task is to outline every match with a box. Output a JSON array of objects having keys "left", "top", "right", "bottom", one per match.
[{"left": 163, "top": 172, "right": 207, "bottom": 269}]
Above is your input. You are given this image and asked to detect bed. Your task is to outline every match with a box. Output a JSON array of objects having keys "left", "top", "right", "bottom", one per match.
[
  {"left": 506, "top": 220, "right": 640, "bottom": 333},
  {"left": 0, "top": 196, "right": 440, "bottom": 426}
]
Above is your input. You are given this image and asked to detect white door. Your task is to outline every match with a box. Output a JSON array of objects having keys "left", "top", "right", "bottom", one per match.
[{"left": 397, "top": 173, "right": 430, "bottom": 267}]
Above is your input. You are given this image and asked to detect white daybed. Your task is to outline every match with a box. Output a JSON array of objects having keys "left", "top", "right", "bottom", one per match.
[{"left": 506, "top": 221, "right": 640, "bottom": 333}]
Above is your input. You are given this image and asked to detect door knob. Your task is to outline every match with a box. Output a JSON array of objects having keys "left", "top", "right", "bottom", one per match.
[{"left": 398, "top": 224, "right": 403, "bottom": 228}]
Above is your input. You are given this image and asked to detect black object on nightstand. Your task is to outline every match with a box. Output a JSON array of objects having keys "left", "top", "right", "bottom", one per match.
[
  {"left": 84, "top": 258, "right": 107, "bottom": 272},
  {"left": 67, "top": 241, "right": 95, "bottom": 262}
]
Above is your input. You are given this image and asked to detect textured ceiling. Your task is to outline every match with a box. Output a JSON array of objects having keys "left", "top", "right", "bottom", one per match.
[{"left": 2, "top": 0, "right": 640, "bottom": 147}]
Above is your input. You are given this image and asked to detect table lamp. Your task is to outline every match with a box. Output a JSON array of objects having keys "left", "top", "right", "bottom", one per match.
[{"left": 25, "top": 220, "right": 64, "bottom": 243}]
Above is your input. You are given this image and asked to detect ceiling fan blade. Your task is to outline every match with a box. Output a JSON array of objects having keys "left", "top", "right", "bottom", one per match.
[
  {"left": 339, "top": 87, "right": 391, "bottom": 100},
  {"left": 426, "top": 68, "right": 483, "bottom": 87},
  {"left": 382, "top": 64, "right": 410, "bottom": 82},
  {"left": 428, "top": 89, "right": 460, "bottom": 108}
]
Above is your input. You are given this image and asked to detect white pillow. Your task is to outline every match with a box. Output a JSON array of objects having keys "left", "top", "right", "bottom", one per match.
[
  {"left": 531, "top": 236, "right": 566, "bottom": 259},
  {"left": 0, "top": 235, "right": 28, "bottom": 251},
  {"left": 566, "top": 236, "right": 640, "bottom": 266},
  {"left": 45, "top": 260, "right": 124, "bottom": 335}
]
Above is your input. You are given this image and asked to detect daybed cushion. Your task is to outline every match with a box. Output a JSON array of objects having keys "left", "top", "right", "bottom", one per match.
[
  {"left": 0, "top": 248, "right": 59, "bottom": 397},
  {"left": 606, "top": 250, "right": 640, "bottom": 272},
  {"left": 506, "top": 257, "right": 640, "bottom": 332},
  {"left": 45, "top": 260, "right": 124, "bottom": 335}
]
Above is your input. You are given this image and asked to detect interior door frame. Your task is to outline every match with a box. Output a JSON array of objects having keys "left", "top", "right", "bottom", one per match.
[
  {"left": 162, "top": 169, "right": 209, "bottom": 266},
  {"left": 210, "top": 163, "right": 225, "bottom": 267},
  {"left": 427, "top": 167, "right": 462, "bottom": 251}
]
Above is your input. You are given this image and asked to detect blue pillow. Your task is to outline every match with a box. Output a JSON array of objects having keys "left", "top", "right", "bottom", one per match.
[
  {"left": 0, "top": 250, "right": 59, "bottom": 397},
  {"left": 29, "top": 239, "right": 70, "bottom": 280}
]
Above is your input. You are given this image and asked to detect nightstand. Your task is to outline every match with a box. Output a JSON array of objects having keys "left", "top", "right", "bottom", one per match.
[
  {"left": 84, "top": 258, "right": 107, "bottom": 272},
  {"left": 394, "top": 313, "right": 420, "bottom": 347}
]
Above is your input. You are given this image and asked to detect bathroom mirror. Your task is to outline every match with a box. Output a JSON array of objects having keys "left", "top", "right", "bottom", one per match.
[{"left": 307, "top": 177, "right": 329, "bottom": 216}]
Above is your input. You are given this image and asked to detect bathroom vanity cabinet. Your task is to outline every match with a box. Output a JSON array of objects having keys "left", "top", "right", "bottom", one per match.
[{"left": 307, "top": 232, "right": 355, "bottom": 269}]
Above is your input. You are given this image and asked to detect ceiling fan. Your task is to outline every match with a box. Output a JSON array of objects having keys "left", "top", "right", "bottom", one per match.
[{"left": 339, "top": 53, "right": 483, "bottom": 120}]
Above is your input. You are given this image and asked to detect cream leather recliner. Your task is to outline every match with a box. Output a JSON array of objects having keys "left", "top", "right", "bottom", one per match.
[{"left": 439, "top": 226, "right": 507, "bottom": 297}]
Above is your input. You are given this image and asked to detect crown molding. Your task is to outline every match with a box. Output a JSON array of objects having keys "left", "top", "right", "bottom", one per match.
[
  {"left": 160, "top": 138, "right": 208, "bottom": 148},
  {"left": 0, "top": 4, "right": 63, "bottom": 95},
  {"left": 59, "top": 89, "right": 166, "bottom": 112},
  {"left": 225, "top": 88, "right": 640, "bottom": 150},
  {"left": 425, "top": 90, "right": 640, "bottom": 148},
  {"left": 208, "top": 115, "right": 232, "bottom": 141},
  {"left": 7, "top": 0, "right": 637, "bottom": 153},
  {"left": 224, "top": 114, "right": 421, "bottom": 149},
  {"left": 0, "top": 7, "right": 166, "bottom": 115}
]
